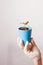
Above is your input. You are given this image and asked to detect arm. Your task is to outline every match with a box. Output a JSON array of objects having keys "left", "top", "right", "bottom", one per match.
[
  {"left": 33, "top": 55, "right": 42, "bottom": 65},
  {"left": 17, "top": 38, "right": 42, "bottom": 65}
]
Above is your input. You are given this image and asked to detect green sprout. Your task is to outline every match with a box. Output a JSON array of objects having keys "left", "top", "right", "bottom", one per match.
[{"left": 20, "top": 21, "right": 29, "bottom": 25}]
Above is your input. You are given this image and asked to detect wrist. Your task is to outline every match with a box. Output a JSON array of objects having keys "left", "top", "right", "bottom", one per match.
[{"left": 33, "top": 55, "right": 42, "bottom": 65}]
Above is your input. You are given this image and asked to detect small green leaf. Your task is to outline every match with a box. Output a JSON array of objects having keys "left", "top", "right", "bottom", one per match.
[{"left": 20, "top": 21, "right": 29, "bottom": 25}]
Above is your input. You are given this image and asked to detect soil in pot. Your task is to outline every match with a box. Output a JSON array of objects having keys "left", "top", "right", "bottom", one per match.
[{"left": 19, "top": 27, "right": 29, "bottom": 30}]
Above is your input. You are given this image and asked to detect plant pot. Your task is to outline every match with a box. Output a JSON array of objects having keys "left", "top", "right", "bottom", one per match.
[{"left": 18, "top": 26, "right": 32, "bottom": 45}]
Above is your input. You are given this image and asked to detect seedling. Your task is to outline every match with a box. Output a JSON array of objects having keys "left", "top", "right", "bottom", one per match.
[{"left": 20, "top": 21, "right": 29, "bottom": 25}]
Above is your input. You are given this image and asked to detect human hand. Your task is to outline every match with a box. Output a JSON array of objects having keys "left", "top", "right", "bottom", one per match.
[{"left": 17, "top": 37, "right": 42, "bottom": 65}]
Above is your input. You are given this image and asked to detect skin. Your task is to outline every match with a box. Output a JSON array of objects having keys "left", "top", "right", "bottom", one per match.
[{"left": 17, "top": 38, "right": 42, "bottom": 65}]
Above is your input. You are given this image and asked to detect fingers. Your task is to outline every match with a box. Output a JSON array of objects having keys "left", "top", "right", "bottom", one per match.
[
  {"left": 17, "top": 37, "right": 41, "bottom": 60},
  {"left": 23, "top": 38, "right": 36, "bottom": 55},
  {"left": 31, "top": 38, "right": 36, "bottom": 46},
  {"left": 24, "top": 41, "right": 32, "bottom": 54},
  {"left": 24, "top": 41, "right": 30, "bottom": 54},
  {"left": 19, "top": 39, "right": 24, "bottom": 49},
  {"left": 17, "top": 37, "right": 36, "bottom": 51},
  {"left": 17, "top": 37, "right": 24, "bottom": 49}
]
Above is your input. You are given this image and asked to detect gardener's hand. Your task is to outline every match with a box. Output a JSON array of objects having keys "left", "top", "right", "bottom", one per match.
[{"left": 17, "top": 37, "right": 42, "bottom": 65}]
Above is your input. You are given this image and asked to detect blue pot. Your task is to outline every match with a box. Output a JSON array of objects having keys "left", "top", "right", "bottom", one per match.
[{"left": 18, "top": 26, "right": 32, "bottom": 45}]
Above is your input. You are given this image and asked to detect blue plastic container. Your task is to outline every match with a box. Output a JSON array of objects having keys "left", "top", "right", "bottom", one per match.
[{"left": 18, "top": 26, "right": 32, "bottom": 45}]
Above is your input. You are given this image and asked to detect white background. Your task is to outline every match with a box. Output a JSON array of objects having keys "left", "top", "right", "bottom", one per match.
[{"left": 0, "top": 0, "right": 43, "bottom": 65}]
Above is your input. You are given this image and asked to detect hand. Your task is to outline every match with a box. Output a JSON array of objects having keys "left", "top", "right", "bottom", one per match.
[{"left": 17, "top": 37, "right": 42, "bottom": 65}]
